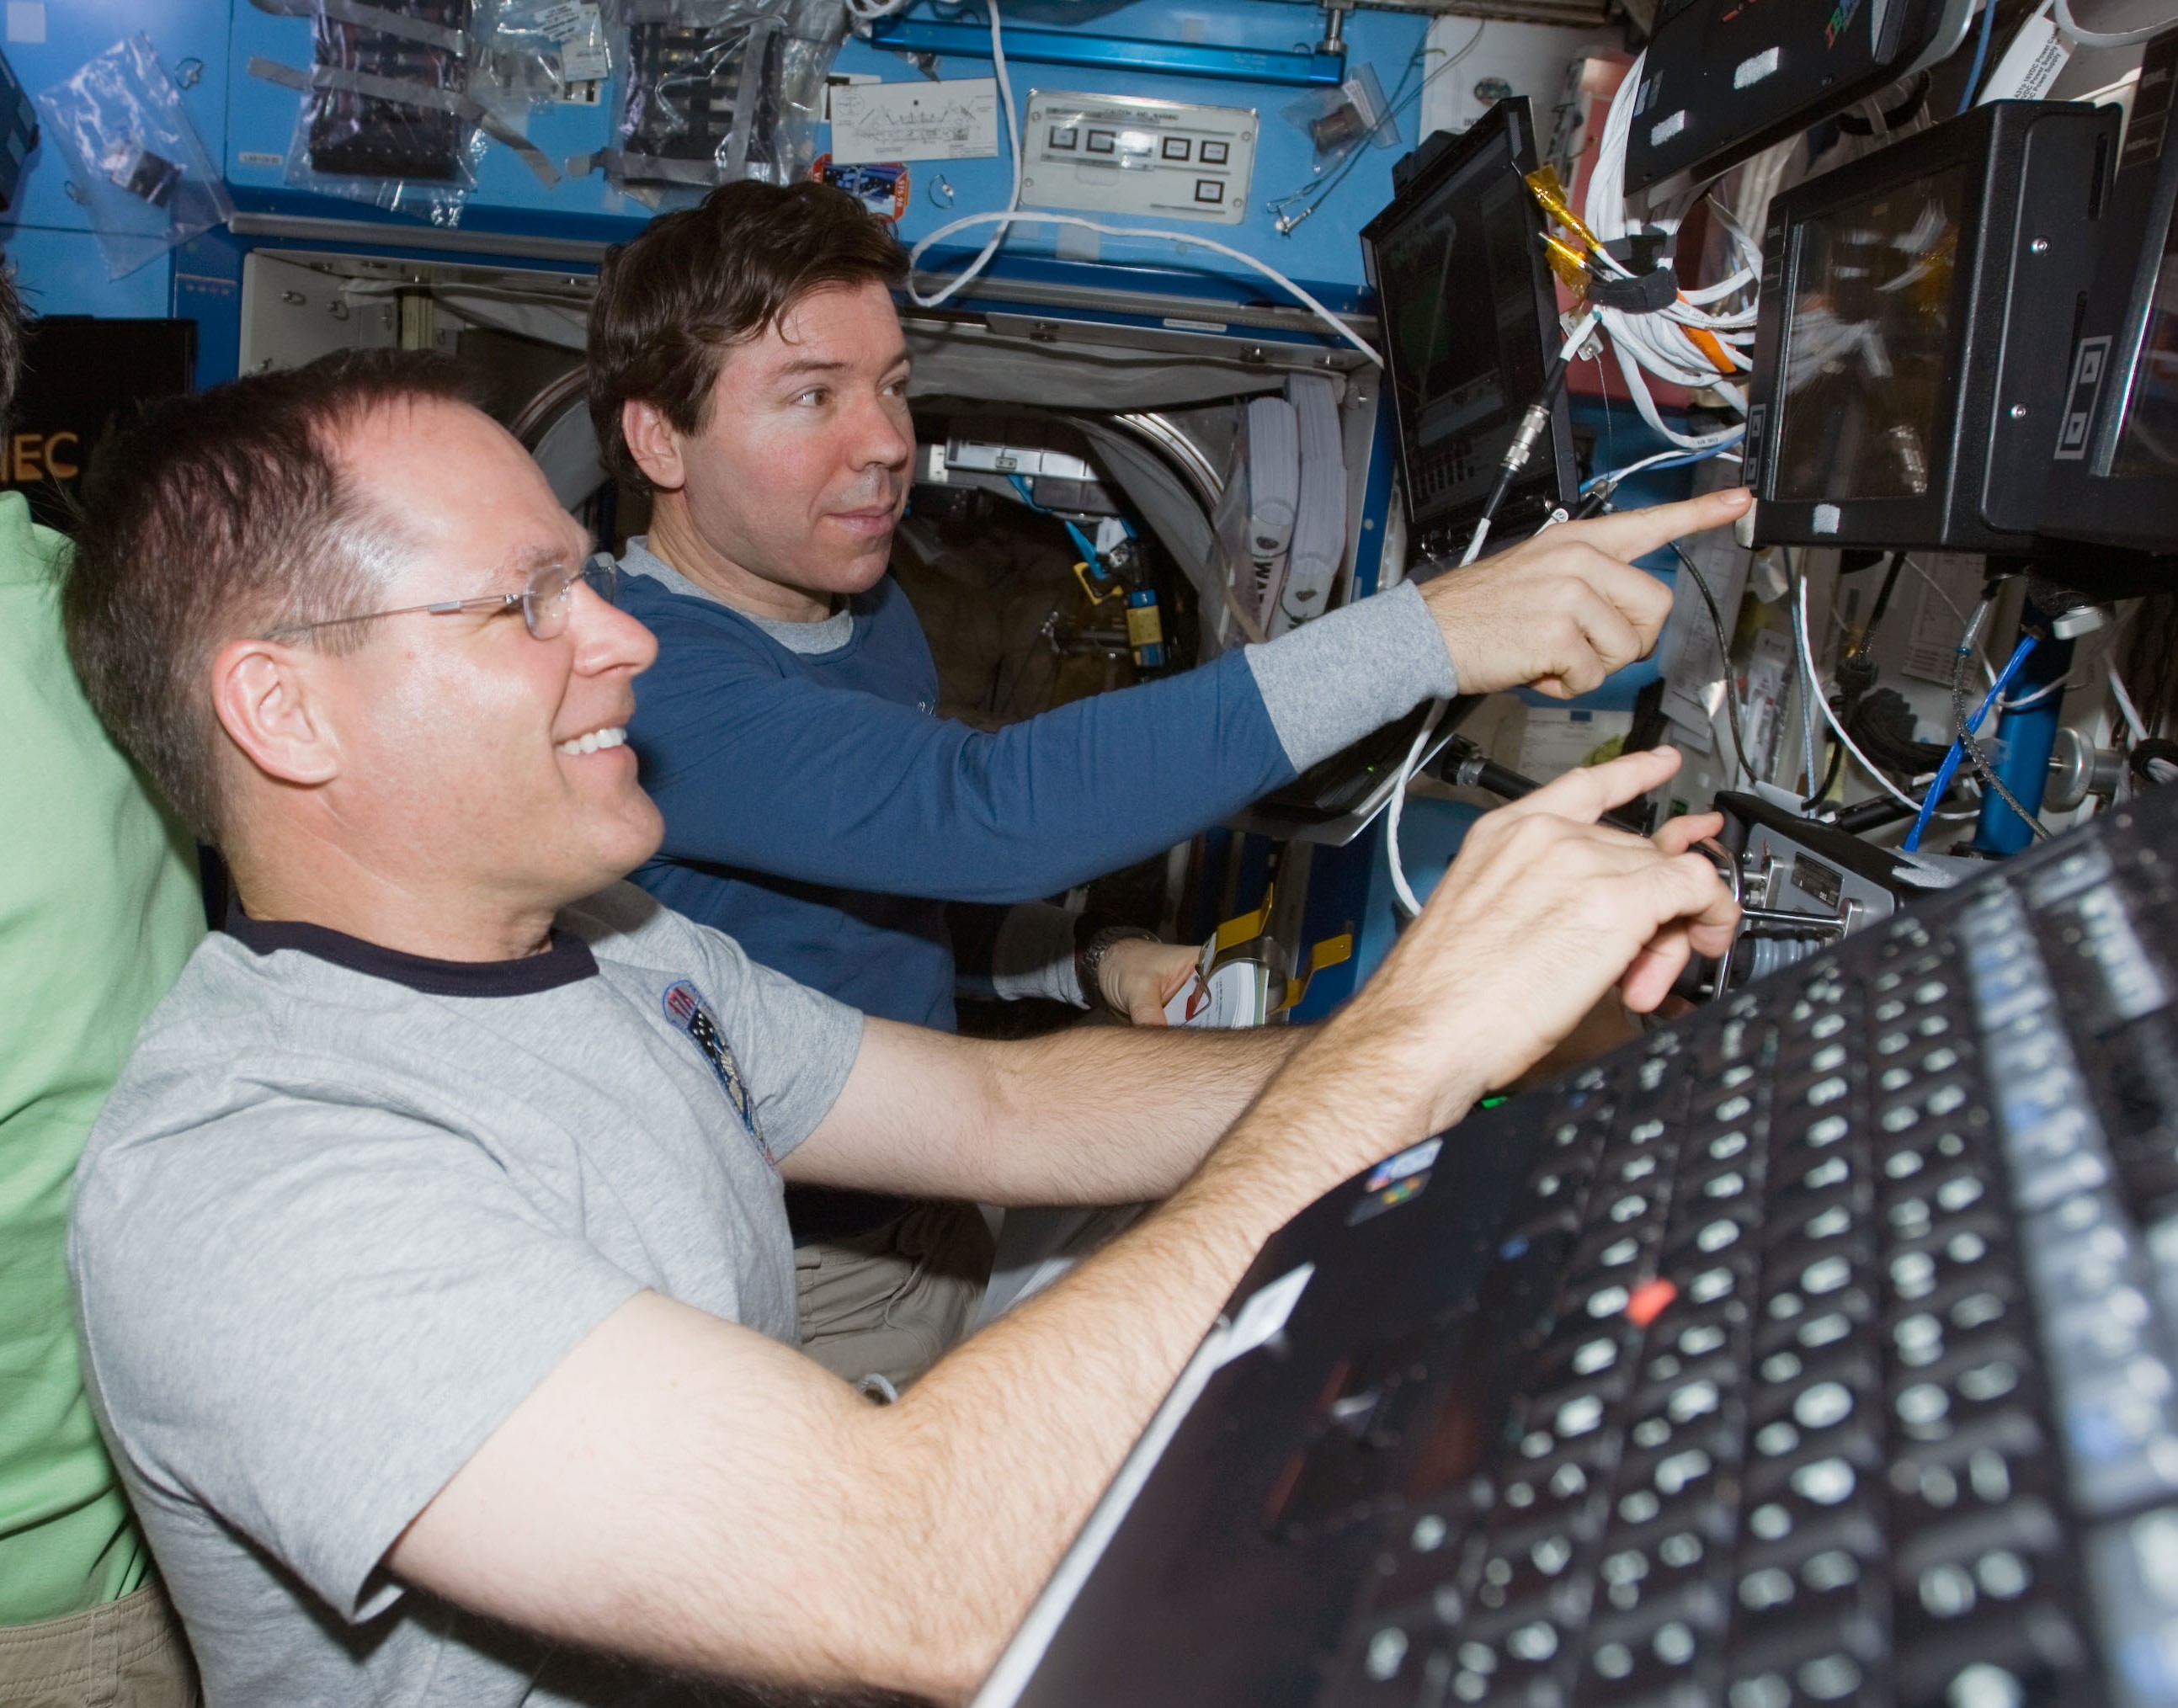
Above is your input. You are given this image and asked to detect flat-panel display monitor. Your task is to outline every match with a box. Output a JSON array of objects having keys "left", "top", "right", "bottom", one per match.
[
  {"left": 1744, "top": 101, "right": 2119, "bottom": 551},
  {"left": 1361, "top": 98, "right": 1575, "bottom": 564}
]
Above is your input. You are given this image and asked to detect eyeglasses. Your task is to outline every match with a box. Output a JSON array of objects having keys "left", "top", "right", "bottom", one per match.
[{"left": 263, "top": 553, "right": 620, "bottom": 644}]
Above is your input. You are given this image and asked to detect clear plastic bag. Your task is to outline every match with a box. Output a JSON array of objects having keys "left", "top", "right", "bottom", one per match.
[
  {"left": 588, "top": 0, "right": 841, "bottom": 199},
  {"left": 285, "top": 0, "right": 482, "bottom": 223},
  {"left": 35, "top": 35, "right": 234, "bottom": 279},
  {"left": 477, "top": 0, "right": 615, "bottom": 114},
  {"left": 1280, "top": 61, "right": 1399, "bottom": 174},
  {"left": 248, "top": 0, "right": 565, "bottom": 225}
]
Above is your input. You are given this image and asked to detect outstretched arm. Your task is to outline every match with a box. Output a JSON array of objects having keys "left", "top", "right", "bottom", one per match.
[
  {"left": 627, "top": 487, "right": 1747, "bottom": 906},
  {"left": 631, "top": 577, "right": 1450, "bottom": 906},
  {"left": 386, "top": 747, "right": 1739, "bottom": 1704},
  {"left": 780, "top": 1008, "right": 1300, "bottom": 1208}
]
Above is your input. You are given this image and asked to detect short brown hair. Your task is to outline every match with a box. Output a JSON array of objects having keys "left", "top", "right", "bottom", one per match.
[
  {"left": 64, "top": 349, "right": 479, "bottom": 843},
  {"left": 588, "top": 180, "right": 908, "bottom": 492},
  {"left": 0, "top": 266, "right": 24, "bottom": 434}
]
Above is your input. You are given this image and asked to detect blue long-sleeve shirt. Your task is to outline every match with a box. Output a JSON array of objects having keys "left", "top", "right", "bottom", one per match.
[{"left": 617, "top": 539, "right": 1457, "bottom": 1032}]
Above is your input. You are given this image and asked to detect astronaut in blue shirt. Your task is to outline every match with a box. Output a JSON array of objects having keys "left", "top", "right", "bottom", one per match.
[{"left": 588, "top": 181, "right": 1740, "bottom": 1386}]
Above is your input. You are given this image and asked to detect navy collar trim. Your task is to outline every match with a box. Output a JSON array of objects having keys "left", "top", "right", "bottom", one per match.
[{"left": 225, "top": 909, "right": 599, "bottom": 998}]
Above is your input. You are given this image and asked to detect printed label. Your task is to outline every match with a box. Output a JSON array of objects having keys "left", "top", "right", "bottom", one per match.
[{"left": 1366, "top": 1138, "right": 1442, "bottom": 1193}]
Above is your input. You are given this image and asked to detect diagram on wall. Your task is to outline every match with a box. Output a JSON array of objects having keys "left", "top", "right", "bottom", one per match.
[{"left": 829, "top": 79, "right": 998, "bottom": 164}]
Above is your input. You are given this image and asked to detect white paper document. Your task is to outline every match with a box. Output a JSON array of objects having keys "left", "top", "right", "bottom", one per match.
[
  {"left": 828, "top": 79, "right": 998, "bottom": 164},
  {"left": 1164, "top": 958, "right": 1268, "bottom": 1030}
]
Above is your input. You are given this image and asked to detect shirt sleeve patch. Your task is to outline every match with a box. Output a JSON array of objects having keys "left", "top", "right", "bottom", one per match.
[{"left": 661, "top": 978, "right": 772, "bottom": 1163}]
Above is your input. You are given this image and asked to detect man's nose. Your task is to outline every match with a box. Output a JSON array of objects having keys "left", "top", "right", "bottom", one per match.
[
  {"left": 572, "top": 577, "right": 658, "bottom": 675},
  {"left": 849, "top": 390, "right": 913, "bottom": 472}
]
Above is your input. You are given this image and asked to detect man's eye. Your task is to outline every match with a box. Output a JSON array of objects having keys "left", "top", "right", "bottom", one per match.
[{"left": 795, "top": 388, "right": 828, "bottom": 407}]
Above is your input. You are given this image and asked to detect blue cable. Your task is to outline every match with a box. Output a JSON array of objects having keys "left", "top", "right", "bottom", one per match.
[
  {"left": 1579, "top": 440, "right": 1739, "bottom": 496},
  {"left": 1007, "top": 472, "right": 1110, "bottom": 575},
  {"left": 1957, "top": 0, "right": 1999, "bottom": 115},
  {"left": 1902, "top": 635, "right": 2038, "bottom": 852}
]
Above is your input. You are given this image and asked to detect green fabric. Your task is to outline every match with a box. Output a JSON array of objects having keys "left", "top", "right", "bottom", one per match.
[{"left": 0, "top": 492, "right": 204, "bottom": 1624}]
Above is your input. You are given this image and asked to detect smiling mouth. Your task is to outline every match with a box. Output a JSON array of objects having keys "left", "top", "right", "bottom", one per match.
[{"left": 556, "top": 726, "right": 628, "bottom": 757}]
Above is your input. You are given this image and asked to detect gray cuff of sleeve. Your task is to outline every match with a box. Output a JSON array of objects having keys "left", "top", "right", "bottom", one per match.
[
  {"left": 1242, "top": 580, "right": 1459, "bottom": 773},
  {"left": 991, "top": 903, "right": 1087, "bottom": 1008}
]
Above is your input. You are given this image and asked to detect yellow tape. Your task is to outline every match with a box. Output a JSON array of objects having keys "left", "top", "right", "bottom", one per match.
[
  {"left": 1541, "top": 231, "right": 1592, "bottom": 298},
  {"left": 1278, "top": 932, "right": 1355, "bottom": 1014},
  {"left": 1072, "top": 561, "right": 1121, "bottom": 606},
  {"left": 1213, "top": 891, "right": 1275, "bottom": 953},
  {"left": 1126, "top": 604, "right": 1164, "bottom": 648},
  {"left": 1523, "top": 166, "right": 1606, "bottom": 254}
]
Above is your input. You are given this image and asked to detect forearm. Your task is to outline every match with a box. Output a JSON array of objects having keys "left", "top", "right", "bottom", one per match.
[
  {"left": 793, "top": 1022, "right": 1302, "bottom": 1207},
  {"left": 979, "top": 1022, "right": 1303, "bottom": 1203}
]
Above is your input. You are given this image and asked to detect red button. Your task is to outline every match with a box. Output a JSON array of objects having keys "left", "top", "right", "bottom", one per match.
[{"left": 1626, "top": 1278, "right": 1678, "bottom": 1328}]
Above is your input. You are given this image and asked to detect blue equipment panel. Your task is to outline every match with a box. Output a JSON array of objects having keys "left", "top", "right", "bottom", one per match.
[
  {"left": 213, "top": 0, "right": 1420, "bottom": 292},
  {"left": 0, "top": 0, "right": 232, "bottom": 320},
  {"left": 844, "top": 0, "right": 1423, "bottom": 298}
]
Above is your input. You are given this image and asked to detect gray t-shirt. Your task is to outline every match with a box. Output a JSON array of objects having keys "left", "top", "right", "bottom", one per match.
[{"left": 68, "top": 884, "right": 864, "bottom": 1705}]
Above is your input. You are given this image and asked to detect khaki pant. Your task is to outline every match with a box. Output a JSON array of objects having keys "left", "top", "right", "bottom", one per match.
[
  {"left": 0, "top": 1583, "right": 199, "bottom": 1708},
  {"left": 795, "top": 1201, "right": 997, "bottom": 1390}
]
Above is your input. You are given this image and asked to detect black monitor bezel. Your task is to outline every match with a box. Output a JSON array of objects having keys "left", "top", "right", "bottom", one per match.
[
  {"left": 1361, "top": 98, "right": 1576, "bottom": 559},
  {"left": 1626, "top": 0, "right": 1971, "bottom": 194},
  {"left": 2037, "top": 29, "right": 2178, "bottom": 554},
  {"left": 1744, "top": 101, "right": 2117, "bottom": 551}
]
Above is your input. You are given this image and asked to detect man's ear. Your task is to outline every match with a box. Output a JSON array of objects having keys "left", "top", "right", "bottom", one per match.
[
  {"left": 622, "top": 399, "right": 687, "bottom": 493},
  {"left": 209, "top": 638, "right": 343, "bottom": 790}
]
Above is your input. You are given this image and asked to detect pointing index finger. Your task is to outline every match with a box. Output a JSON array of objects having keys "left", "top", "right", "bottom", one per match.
[
  {"left": 1495, "top": 746, "right": 1683, "bottom": 828},
  {"left": 1569, "top": 487, "right": 1752, "bottom": 565}
]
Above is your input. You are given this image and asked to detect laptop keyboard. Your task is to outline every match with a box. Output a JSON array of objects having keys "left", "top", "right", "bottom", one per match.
[{"left": 1322, "top": 811, "right": 2178, "bottom": 1708}]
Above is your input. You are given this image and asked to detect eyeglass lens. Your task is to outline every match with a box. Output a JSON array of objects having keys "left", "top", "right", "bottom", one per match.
[{"left": 521, "top": 556, "right": 619, "bottom": 641}]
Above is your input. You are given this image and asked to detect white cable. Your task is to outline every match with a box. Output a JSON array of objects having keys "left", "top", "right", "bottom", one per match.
[
  {"left": 1795, "top": 558, "right": 1822, "bottom": 798},
  {"left": 912, "top": 209, "right": 1383, "bottom": 364},
  {"left": 1572, "top": 51, "right": 1763, "bottom": 451},
  {"left": 1387, "top": 492, "right": 1491, "bottom": 915},
  {"left": 1385, "top": 701, "right": 1449, "bottom": 918},
  {"left": 2111, "top": 659, "right": 2150, "bottom": 744},
  {"left": 903, "top": 1, "right": 1022, "bottom": 308},
  {"left": 2000, "top": 676, "right": 2067, "bottom": 712},
  {"left": 2053, "top": 0, "right": 2178, "bottom": 47},
  {"left": 903, "top": 2, "right": 1382, "bottom": 365},
  {"left": 1795, "top": 572, "right": 1925, "bottom": 814},
  {"left": 1584, "top": 431, "right": 1746, "bottom": 497}
]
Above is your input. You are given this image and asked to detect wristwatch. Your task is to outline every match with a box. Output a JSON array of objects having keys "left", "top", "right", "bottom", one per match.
[{"left": 1075, "top": 925, "right": 1159, "bottom": 1014}]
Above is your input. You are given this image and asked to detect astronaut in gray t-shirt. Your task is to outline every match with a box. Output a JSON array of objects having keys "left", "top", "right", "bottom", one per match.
[
  {"left": 61, "top": 353, "right": 1742, "bottom": 1705},
  {"left": 75, "top": 884, "right": 860, "bottom": 1705}
]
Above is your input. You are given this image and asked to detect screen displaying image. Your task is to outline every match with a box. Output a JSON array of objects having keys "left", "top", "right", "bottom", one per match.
[
  {"left": 2114, "top": 205, "right": 2178, "bottom": 476},
  {"left": 1773, "top": 164, "right": 1967, "bottom": 503},
  {"left": 1375, "top": 132, "right": 1552, "bottom": 535}
]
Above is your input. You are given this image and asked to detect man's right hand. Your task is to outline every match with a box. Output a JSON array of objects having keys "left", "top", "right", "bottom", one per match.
[
  {"left": 1259, "top": 746, "right": 1741, "bottom": 1196},
  {"left": 1420, "top": 488, "right": 1752, "bottom": 698}
]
